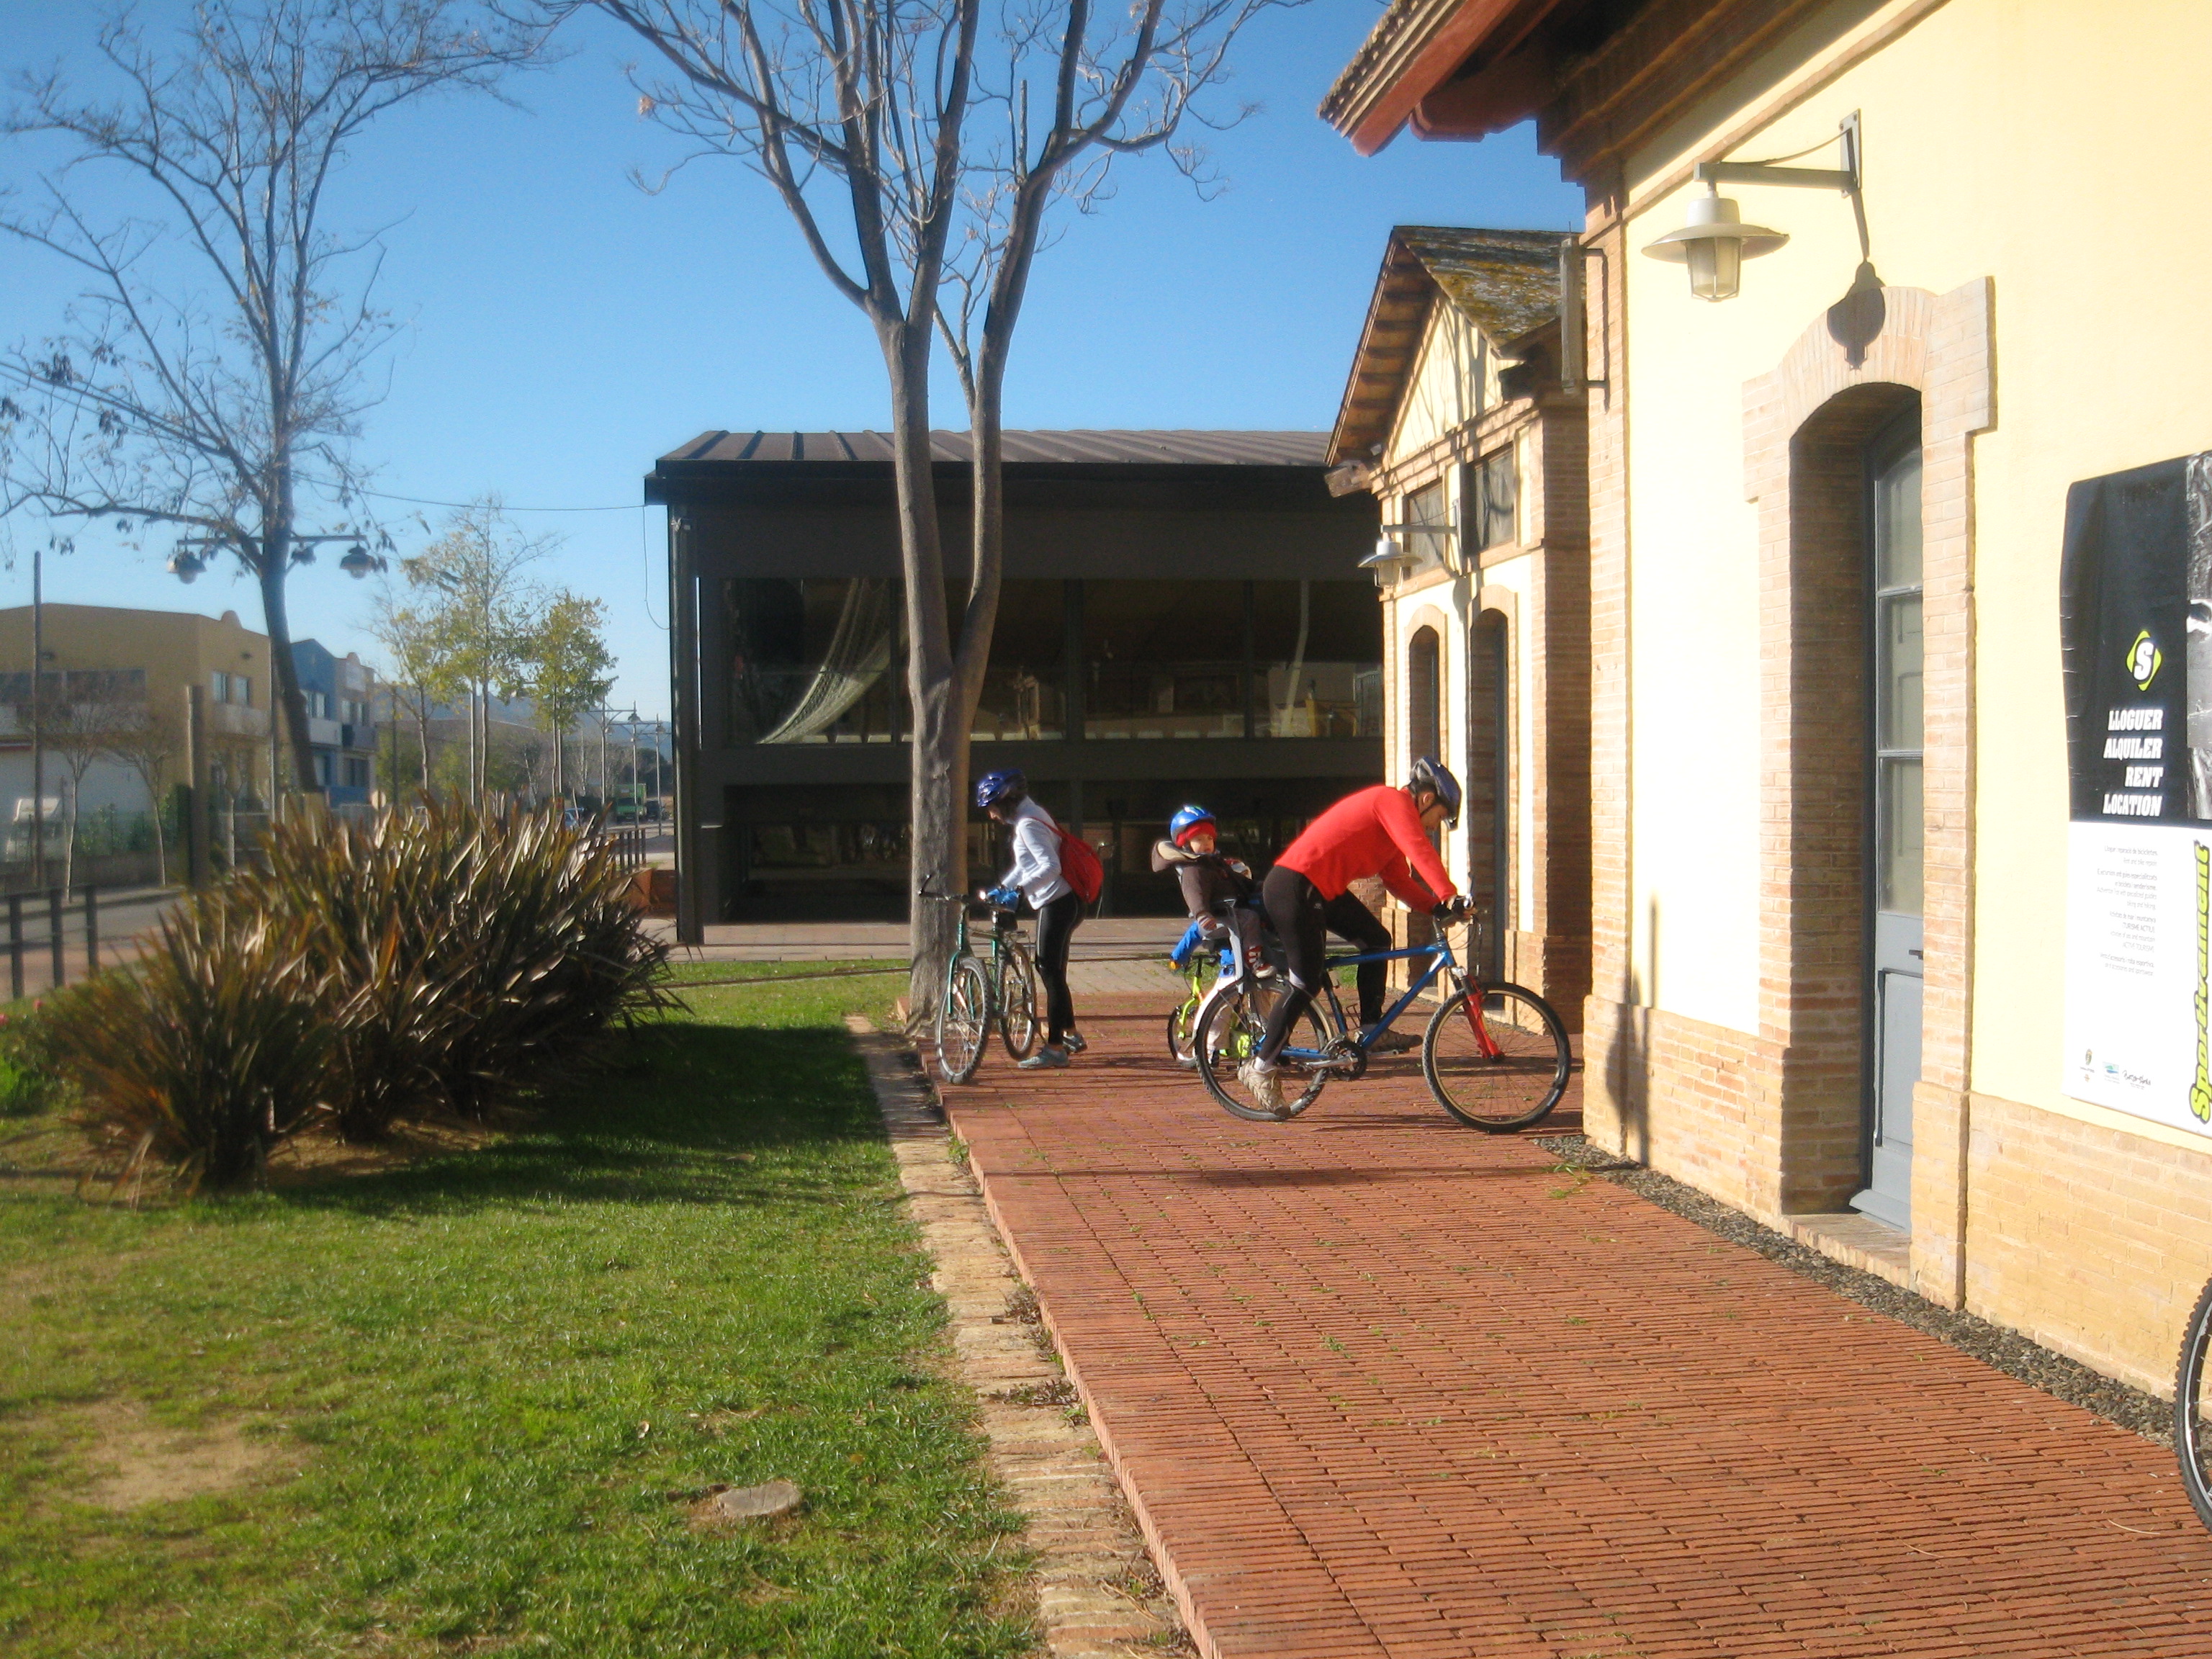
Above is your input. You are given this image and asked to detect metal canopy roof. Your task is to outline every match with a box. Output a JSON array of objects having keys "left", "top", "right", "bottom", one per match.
[
  {"left": 1328, "top": 225, "right": 1567, "bottom": 467},
  {"left": 657, "top": 429, "right": 1330, "bottom": 469}
]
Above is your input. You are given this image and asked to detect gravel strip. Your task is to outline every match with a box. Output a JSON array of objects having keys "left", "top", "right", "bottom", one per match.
[{"left": 1533, "top": 1131, "right": 2174, "bottom": 1445}]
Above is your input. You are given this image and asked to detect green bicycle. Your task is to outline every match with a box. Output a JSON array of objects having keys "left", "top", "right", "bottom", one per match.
[
  {"left": 927, "top": 890, "right": 1043, "bottom": 1083},
  {"left": 1166, "top": 936, "right": 1231, "bottom": 1066}
]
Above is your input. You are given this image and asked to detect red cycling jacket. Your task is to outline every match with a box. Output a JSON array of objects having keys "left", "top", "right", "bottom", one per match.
[{"left": 1274, "top": 784, "right": 1457, "bottom": 910}]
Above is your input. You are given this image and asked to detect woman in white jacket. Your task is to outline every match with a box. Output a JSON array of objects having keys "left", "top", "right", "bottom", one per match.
[{"left": 976, "top": 768, "right": 1083, "bottom": 1068}]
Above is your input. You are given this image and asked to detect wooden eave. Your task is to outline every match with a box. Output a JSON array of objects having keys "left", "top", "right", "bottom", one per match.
[
  {"left": 1328, "top": 228, "right": 1566, "bottom": 469},
  {"left": 1324, "top": 0, "right": 1879, "bottom": 188}
]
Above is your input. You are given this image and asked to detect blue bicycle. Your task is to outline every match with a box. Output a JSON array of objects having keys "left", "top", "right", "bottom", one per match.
[{"left": 1190, "top": 905, "right": 1570, "bottom": 1130}]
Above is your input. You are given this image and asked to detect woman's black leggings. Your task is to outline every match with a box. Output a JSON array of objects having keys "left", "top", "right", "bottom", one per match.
[
  {"left": 1033, "top": 891, "right": 1083, "bottom": 1044},
  {"left": 1256, "top": 866, "right": 1390, "bottom": 1064}
]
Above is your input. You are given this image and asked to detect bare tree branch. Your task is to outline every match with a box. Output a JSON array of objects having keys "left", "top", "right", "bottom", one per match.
[{"left": 0, "top": 0, "right": 542, "bottom": 793}]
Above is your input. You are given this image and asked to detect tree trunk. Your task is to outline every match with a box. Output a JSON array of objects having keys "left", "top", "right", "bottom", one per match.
[
  {"left": 884, "top": 321, "right": 963, "bottom": 1032},
  {"left": 258, "top": 555, "right": 320, "bottom": 796}
]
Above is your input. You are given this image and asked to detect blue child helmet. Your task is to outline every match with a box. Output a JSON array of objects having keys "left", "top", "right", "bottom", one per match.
[
  {"left": 1168, "top": 804, "right": 1216, "bottom": 848},
  {"left": 974, "top": 768, "right": 1027, "bottom": 810}
]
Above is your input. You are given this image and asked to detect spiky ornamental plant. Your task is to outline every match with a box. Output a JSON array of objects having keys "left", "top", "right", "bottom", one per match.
[
  {"left": 236, "top": 798, "right": 675, "bottom": 1134},
  {"left": 35, "top": 896, "right": 336, "bottom": 1190}
]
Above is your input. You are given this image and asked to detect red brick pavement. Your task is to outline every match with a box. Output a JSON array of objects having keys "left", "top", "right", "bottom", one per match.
[{"left": 938, "top": 998, "right": 2212, "bottom": 1658}]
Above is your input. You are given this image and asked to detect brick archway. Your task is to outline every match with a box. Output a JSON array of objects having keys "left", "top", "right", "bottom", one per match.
[{"left": 1743, "top": 278, "right": 1994, "bottom": 1303}]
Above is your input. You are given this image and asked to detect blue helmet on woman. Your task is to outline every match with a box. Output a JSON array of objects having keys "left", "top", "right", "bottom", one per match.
[
  {"left": 974, "top": 768, "right": 1028, "bottom": 811},
  {"left": 1168, "top": 804, "right": 1216, "bottom": 848}
]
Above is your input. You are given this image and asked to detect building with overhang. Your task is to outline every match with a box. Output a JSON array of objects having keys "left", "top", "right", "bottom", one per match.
[
  {"left": 1324, "top": 0, "right": 2212, "bottom": 1399},
  {"left": 650, "top": 430, "right": 1381, "bottom": 932},
  {"left": 1329, "top": 225, "right": 1591, "bottom": 1022}
]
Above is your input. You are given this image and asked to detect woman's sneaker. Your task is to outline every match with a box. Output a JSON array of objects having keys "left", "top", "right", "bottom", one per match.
[
  {"left": 1062, "top": 1030, "right": 1087, "bottom": 1053},
  {"left": 1017, "top": 1046, "right": 1070, "bottom": 1069},
  {"left": 1364, "top": 1026, "right": 1420, "bottom": 1056}
]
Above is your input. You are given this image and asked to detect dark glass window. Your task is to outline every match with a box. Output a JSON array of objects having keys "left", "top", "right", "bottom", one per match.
[
  {"left": 970, "top": 580, "right": 1068, "bottom": 741},
  {"left": 1251, "top": 580, "right": 1382, "bottom": 739},
  {"left": 1401, "top": 479, "right": 1450, "bottom": 573},
  {"left": 724, "top": 578, "right": 900, "bottom": 745},
  {"left": 1408, "top": 626, "right": 1441, "bottom": 765},
  {"left": 1082, "top": 581, "right": 1245, "bottom": 740},
  {"left": 1470, "top": 446, "right": 1518, "bottom": 551}
]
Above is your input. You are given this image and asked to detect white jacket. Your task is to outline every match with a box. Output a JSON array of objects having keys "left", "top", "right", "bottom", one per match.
[{"left": 1000, "top": 798, "right": 1071, "bottom": 907}]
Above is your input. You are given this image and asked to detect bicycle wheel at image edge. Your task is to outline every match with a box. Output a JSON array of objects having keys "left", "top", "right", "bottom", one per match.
[
  {"left": 998, "top": 941, "right": 1043, "bottom": 1061},
  {"left": 936, "top": 956, "right": 992, "bottom": 1084},
  {"left": 1422, "top": 984, "right": 1571, "bottom": 1132},
  {"left": 2175, "top": 1275, "right": 2212, "bottom": 1532},
  {"left": 1192, "top": 984, "right": 1330, "bottom": 1123}
]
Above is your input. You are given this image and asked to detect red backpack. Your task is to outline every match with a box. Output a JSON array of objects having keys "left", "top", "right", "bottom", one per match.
[{"left": 1054, "top": 824, "right": 1104, "bottom": 904}]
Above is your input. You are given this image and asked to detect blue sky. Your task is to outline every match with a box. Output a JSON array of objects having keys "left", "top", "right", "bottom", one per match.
[{"left": 0, "top": 1, "right": 1578, "bottom": 716}]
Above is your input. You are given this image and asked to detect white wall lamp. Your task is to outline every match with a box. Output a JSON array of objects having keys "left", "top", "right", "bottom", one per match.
[
  {"left": 1644, "top": 112, "right": 1865, "bottom": 301},
  {"left": 1361, "top": 521, "right": 1457, "bottom": 586}
]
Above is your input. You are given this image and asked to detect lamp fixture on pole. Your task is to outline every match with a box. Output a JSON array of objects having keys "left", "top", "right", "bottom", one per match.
[
  {"left": 168, "top": 532, "right": 387, "bottom": 584},
  {"left": 1644, "top": 112, "right": 1865, "bottom": 302}
]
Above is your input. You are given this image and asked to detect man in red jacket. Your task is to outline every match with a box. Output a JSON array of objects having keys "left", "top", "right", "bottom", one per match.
[{"left": 1243, "top": 757, "right": 1468, "bottom": 1113}]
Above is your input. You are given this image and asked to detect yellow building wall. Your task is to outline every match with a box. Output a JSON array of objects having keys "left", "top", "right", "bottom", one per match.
[
  {"left": 1612, "top": 0, "right": 2212, "bottom": 1387},
  {"left": 0, "top": 604, "right": 274, "bottom": 793},
  {"left": 1388, "top": 304, "right": 1500, "bottom": 460}
]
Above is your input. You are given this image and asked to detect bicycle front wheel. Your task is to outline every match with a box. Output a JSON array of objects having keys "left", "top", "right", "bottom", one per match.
[
  {"left": 2175, "top": 1276, "right": 2212, "bottom": 1532},
  {"left": 1423, "top": 984, "right": 1570, "bottom": 1131},
  {"left": 999, "top": 941, "right": 1043, "bottom": 1061},
  {"left": 1193, "top": 983, "right": 1329, "bottom": 1123},
  {"left": 936, "top": 956, "right": 992, "bottom": 1084}
]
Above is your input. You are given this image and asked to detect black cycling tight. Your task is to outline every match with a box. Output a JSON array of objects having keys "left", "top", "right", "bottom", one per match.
[{"left": 1255, "top": 866, "right": 1390, "bottom": 1064}]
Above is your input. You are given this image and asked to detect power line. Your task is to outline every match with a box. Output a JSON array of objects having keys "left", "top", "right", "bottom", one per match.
[{"left": 348, "top": 485, "right": 651, "bottom": 513}]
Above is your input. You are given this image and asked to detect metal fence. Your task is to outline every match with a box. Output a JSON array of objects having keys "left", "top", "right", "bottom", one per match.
[{"left": 3, "top": 884, "right": 179, "bottom": 999}]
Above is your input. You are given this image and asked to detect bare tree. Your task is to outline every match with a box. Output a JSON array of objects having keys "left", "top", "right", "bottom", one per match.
[
  {"left": 0, "top": 1, "right": 536, "bottom": 794},
  {"left": 46, "top": 693, "right": 129, "bottom": 890},
  {"left": 101, "top": 699, "right": 180, "bottom": 884},
  {"left": 555, "top": 0, "right": 1287, "bottom": 1018}
]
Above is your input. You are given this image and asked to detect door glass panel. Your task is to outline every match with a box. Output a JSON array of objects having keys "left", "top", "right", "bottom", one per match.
[
  {"left": 1879, "top": 755, "right": 1923, "bottom": 913},
  {"left": 1879, "top": 593, "right": 1923, "bottom": 750}
]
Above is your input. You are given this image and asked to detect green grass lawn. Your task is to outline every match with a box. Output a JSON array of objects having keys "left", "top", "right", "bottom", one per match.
[{"left": 0, "top": 974, "right": 1030, "bottom": 1658}]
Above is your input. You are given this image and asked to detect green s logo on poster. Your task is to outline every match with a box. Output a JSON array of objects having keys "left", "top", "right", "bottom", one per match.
[{"left": 2128, "top": 629, "right": 2164, "bottom": 690}]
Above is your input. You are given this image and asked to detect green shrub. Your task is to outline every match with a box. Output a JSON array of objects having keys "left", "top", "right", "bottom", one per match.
[
  {"left": 36, "top": 801, "right": 673, "bottom": 1182},
  {"left": 0, "top": 1010, "right": 58, "bottom": 1118},
  {"left": 33, "top": 900, "right": 334, "bottom": 1188}
]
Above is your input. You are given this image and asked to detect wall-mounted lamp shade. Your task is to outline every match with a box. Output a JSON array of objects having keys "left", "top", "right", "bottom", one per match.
[
  {"left": 1360, "top": 536, "right": 1405, "bottom": 569},
  {"left": 1643, "top": 189, "right": 1788, "bottom": 301}
]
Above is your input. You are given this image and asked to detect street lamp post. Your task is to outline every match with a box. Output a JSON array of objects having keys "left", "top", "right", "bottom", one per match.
[{"left": 168, "top": 531, "right": 386, "bottom": 799}]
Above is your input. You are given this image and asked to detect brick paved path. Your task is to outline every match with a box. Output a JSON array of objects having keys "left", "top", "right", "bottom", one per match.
[{"left": 940, "top": 999, "right": 2212, "bottom": 1658}]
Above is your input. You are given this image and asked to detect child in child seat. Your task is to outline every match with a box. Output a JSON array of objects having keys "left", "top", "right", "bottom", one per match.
[{"left": 1152, "top": 806, "right": 1269, "bottom": 970}]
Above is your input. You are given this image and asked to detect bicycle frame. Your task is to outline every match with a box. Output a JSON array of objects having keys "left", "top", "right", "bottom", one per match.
[{"left": 1275, "top": 927, "right": 1504, "bottom": 1068}]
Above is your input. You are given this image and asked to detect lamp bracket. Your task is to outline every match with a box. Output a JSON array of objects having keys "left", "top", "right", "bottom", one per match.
[{"left": 1694, "top": 161, "right": 1854, "bottom": 193}]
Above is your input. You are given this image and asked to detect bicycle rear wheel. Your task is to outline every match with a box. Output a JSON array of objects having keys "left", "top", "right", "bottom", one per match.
[
  {"left": 1422, "top": 984, "right": 1570, "bottom": 1131},
  {"left": 1193, "top": 982, "right": 1330, "bottom": 1123},
  {"left": 998, "top": 941, "right": 1043, "bottom": 1060},
  {"left": 2175, "top": 1276, "right": 2212, "bottom": 1532},
  {"left": 936, "top": 956, "right": 992, "bottom": 1084}
]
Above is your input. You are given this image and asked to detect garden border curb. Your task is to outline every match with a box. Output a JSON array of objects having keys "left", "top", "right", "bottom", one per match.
[{"left": 845, "top": 1016, "right": 1184, "bottom": 1658}]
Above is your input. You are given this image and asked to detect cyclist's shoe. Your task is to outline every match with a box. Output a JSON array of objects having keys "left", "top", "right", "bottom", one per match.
[
  {"left": 1364, "top": 1026, "right": 1420, "bottom": 1056},
  {"left": 1237, "top": 1057, "right": 1288, "bottom": 1118},
  {"left": 1062, "top": 1030, "right": 1087, "bottom": 1054},
  {"left": 1017, "top": 1046, "right": 1070, "bottom": 1070}
]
